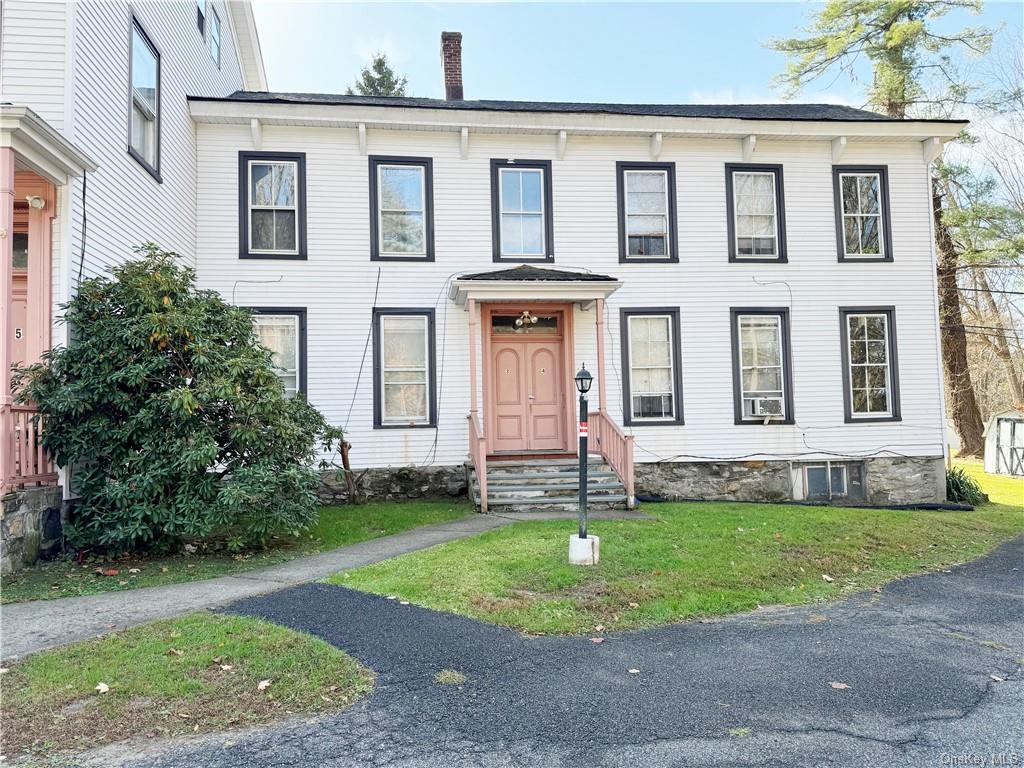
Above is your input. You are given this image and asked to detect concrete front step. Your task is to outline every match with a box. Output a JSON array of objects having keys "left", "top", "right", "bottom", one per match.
[
  {"left": 469, "top": 458, "right": 630, "bottom": 513},
  {"left": 482, "top": 470, "right": 619, "bottom": 483},
  {"left": 480, "top": 495, "right": 630, "bottom": 512}
]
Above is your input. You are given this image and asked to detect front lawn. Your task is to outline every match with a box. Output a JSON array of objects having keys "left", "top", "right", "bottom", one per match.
[
  {"left": 1, "top": 613, "right": 373, "bottom": 759},
  {"left": 2, "top": 501, "right": 472, "bottom": 604},
  {"left": 335, "top": 472, "right": 1023, "bottom": 635}
]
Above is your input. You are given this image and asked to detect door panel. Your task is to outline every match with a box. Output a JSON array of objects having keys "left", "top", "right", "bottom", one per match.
[
  {"left": 491, "top": 343, "right": 528, "bottom": 452},
  {"left": 526, "top": 343, "right": 564, "bottom": 450}
]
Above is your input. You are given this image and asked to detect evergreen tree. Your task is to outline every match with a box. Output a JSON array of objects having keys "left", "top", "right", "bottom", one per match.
[{"left": 346, "top": 53, "right": 408, "bottom": 97}]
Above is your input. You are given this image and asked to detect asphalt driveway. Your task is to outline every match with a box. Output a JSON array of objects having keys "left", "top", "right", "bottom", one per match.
[{"left": 77, "top": 536, "right": 1023, "bottom": 768}]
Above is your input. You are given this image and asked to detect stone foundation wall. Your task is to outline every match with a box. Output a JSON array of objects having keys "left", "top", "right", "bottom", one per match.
[
  {"left": 1, "top": 486, "right": 64, "bottom": 575},
  {"left": 317, "top": 465, "right": 469, "bottom": 505},
  {"left": 636, "top": 456, "right": 946, "bottom": 505}
]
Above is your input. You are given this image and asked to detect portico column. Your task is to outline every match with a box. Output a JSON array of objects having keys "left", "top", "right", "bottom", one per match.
[
  {"left": 595, "top": 297, "right": 607, "bottom": 414},
  {"left": 25, "top": 180, "right": 55, "bottom": 364},
  {"left": 1, "top": 147, "right": 15, "bottom": 489},
  {"left": 467, "top": 298, "right": 478, "bottom": 417}
]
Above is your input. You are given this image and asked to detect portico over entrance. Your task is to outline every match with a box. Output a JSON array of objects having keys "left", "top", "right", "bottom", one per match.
[{"left": 449, "top": 265, "right": 633, "bottom": 512}]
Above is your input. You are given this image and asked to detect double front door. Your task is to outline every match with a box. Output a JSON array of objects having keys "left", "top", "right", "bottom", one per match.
[{"left": 488, "top": 310, "right": 568, "bottom": 453}]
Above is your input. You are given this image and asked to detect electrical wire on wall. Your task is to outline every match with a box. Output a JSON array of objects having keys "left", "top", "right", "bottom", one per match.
[
  {"left": 345, "top": 267, "right": 382, "bottom": 431},
  {"left": 76, "top": 174, "right": 88, "bottom": 287},
  {"left": 230, "top": 274, "right": 284, "bottom": 305}
]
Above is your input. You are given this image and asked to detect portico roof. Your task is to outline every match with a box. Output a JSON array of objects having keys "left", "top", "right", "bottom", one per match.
[
  {"left": 449, "top": 265, "right": 621, "bottom": 306},
  {"left": 0, "top": 105, "right": 96, "bottom": 185}
]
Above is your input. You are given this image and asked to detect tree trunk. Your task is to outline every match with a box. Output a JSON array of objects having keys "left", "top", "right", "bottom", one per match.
[{"left": 934, "top": 186, "right": 986, "bottom": 457}]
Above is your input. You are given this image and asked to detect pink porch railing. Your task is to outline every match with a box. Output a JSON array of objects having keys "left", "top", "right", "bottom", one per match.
[
  {"left": 1, "top": 403, "right": 58, "bottom": 491},
  {"left": 588, "top": 411, "right": 635, "bottom": 508},
  {"left": 467, "top": 412, "right": 488, "bottom": 513}
]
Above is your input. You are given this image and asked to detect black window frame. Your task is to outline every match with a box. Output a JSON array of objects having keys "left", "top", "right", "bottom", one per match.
[
  {"left": 616, "top": 161, "right": 679, "bottom": 264},
  {"left": 127, "top": 15, "right": 162, "bottom": 182},
  {"left": 369, "top": 155, "right": 435, "bottom": 262},
  {"left": 490, "top": 158, "right": 554, "bottom": 263},
  {"left": 832, "top": 165, "right": 893, "bottom": 262},
  {"left": 729, "top": 307, "right": 795, "bottom": 425},
  {"left": 619, "top": 307, "right": 685, "bottom": 427},
  {"left": 372, "top": 308, "right": 437, "bottom": 429},
  {"left": 725, "top": 163, "right": 787, "bottom": 263},
  {"left": 238, "top": 151, "right": 308, "bottom": 260},
  {"left": 839, "top": 306, "right": 902, "bottom": 423},
  {"left": 196, "top": 0, "right": 205, "bottom": 35},
  {"left": 207, "top": 4, "right": 221, "bottom": 68},
  {"left": 248, "top": 307, "right": 308, "bottom": 396}
]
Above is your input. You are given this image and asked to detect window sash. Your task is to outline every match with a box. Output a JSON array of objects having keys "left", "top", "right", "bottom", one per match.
[
  {"left": 129, "top": 24, "right": 159, "bottom": 166},
  {"left": 839, "top": 173, "right": 884, "bottom": 257},
  {"left": 627, "top": 314, "right": 676, "bottom": 421},
  {"left": 247, "top": 160, "right": 299, "bottom": 254},
  {"left": 377, "top": 164, "right": 427, "bottom": 256},
  {"left": 732, "top": 171, "right": 778, "bottom": 258},
  {"left": 846, "top": 312, "right": 892, "bottom": 417},
  {"left": 253, "top": 314, "right": 300, "bottom": 398},
  {"left": 208, "top": 8, "right": 221, "bottom": 64},
  {"left": 738, "top": 314, "right": 786, "bottom": 419},
  {"left": 624, "top": 170, "right": 669, "bottom": 258},
  {"left": 380, "top": 315, "right": 430, "bottom": 424},
  {"left": 498, "top": 168, "right": 546, "bottom": 256},
  {"left": 805, "top": 463, "right": 848, "bottom": 499}
]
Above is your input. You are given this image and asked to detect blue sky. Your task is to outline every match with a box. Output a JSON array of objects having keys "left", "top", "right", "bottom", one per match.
[{"left": 251, "top": 1, "right": 1021, "bottom": 107}]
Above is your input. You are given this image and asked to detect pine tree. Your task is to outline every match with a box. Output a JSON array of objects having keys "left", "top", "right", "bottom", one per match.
[{"left": 346, "top": 53, "right": 408, "bottom": 97}]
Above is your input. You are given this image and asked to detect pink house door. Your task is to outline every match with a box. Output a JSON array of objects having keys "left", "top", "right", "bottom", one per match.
[{"left": 490, "top": 340, "right": 566, "bottom": 453}]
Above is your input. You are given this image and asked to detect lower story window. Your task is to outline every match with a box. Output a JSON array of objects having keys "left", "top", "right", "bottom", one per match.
[
  {"left": 620, "top": 308, "right": 684, "bottom": 425},
  {"left": 250, "top": 309, "right": 306, "bottom": 398},
  {"left": 373, "top": 309, "right": 436, "bottom": 428},
  {"left": 731, "top": 309, "right": 792, "bottom": 424},
  {"left": 803, "top": 461, "right": 864, "bottom": 501}
]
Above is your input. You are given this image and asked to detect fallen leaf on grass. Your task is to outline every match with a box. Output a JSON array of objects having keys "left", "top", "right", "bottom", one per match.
[
  {"left": 95, "top": 682, "right": 110, "bottom": 694},
  {"left": 0, "top": 668, "right": 8, "bottom": 674},
  {"left": 258, "top": 679, "right": 272, "bottom": 691},
  {"left": 166, "top": 648, "right": 183, "bottom": 657},
  {"left": 594, "top": 624, "right": 605, "bottom": 632},
  {"left": 822, "top": 574, "right": 835, "bottom": 583},
  {"left": 591, "top": 637, "right": 604, "bottom": 644},
  {"left": 399, "top": 601, "right": 410, "bottom": 606},
  {"left": 829, "top": 681, "right": 850, "bottom": 690},
  {"left": 990, "top": 674, "right": 1004, "bottom": 683},
  {"left": 128, "top": 568, "right": 141, "bottom": 574},
  {"left": 219, "top": 665, "right": 234, "bottom": 671},
  {"left": 628, "top": 602, "right": 640, "bottom": 609},
  {"left": 97, "top": 569, "right": 119, "bottom": 577},
  {"left": 628, "top": 668, "right": 640, "bottom": 675}
]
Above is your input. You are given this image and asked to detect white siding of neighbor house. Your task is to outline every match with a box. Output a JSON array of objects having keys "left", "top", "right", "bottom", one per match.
[{"left": 195, "top": 122, "right": 946, "bottom": 469}]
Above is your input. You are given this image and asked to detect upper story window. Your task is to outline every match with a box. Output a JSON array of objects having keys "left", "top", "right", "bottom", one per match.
[
  {"left": 490, "top": 159, "right": 554, "bottom": 263},
  {"left": 250, "top": 308, "right": 306, "bottom": 398},
  {"left": 238, "top": 152, "right": 307, "bottom": 260},
  {"left": 833, "top": 166, "right": 892, "bottom": 261},
  {"left": 207, "top": 6, "right": 221, "bottom": 66},
  {"left": 730, "top": 308, "right": 794, "bottom": 424},
  {"left": 617, "top": 162, "right": 678, "bottom": 263},
  {"left": 369, "top": 156, "right": 434, "bottom": 261},
  {"left": 129, "top": 18, "right": 161, "bottom": 180},
  {"left": 373, "top": 309, "right": 437, "bottom": 428},
  {"left": 725, "top": 164, "right": 786, "bottom": 263},
  {"left": 840, "top": 308, "right": 901, "bottom": 422},
  {"left": 620, "top": 308, "right": 684, "bottom": 426},
  {"left": 196, "top": 0, "right": 205, "bottom": 35}
]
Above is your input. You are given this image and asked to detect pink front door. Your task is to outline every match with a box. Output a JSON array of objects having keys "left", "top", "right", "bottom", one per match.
[{"left": 490, "top": 339, "right": 566, "bottom": 453}]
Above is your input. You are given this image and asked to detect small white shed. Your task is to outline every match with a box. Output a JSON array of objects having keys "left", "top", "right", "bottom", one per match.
[{"left": 983, "top": 409, "right": 1024, "bottom": 476}]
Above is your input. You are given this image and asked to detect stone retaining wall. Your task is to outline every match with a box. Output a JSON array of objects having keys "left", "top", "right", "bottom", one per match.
[
  {"left": 1, "top": 486, "right": 64, "bottom": 575},
  {"left": 317, "top": 465, "right": 469, "bottom": 505}
]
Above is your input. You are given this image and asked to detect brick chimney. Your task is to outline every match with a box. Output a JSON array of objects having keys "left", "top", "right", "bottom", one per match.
[{"left": 441, "top": 31, "right": 463, "bottom": 101}]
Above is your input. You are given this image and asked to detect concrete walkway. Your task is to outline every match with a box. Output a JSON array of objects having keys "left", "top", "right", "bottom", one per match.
[{"left": 1, "top": 514, "right": 510, "bottom": 660}]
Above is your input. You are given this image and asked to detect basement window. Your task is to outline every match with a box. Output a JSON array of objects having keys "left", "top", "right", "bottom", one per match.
[{"left": 803, "top": 462, "right": 864, "bottom": 502}]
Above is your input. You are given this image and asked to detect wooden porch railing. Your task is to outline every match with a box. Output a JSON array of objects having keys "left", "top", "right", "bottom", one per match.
[
  {"left": 1, "top": 403, "right": 58, "bottom": 492},
  {"left": 467, "top": 412, "right": 488, "bottom": 513},
  {"left": 588, "top": 411, "right": 635, "bottom": 508}
]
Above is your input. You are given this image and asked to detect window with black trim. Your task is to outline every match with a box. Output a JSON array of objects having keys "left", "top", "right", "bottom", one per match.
[
  {"left": 250, "top": 308, "right": 306, "bottom": 398},
  {"left": 373, "top": 309, "right": 437, "bottom": 428},
  {"left": 238, "top": 152, "right": 307, "bottom": 259},
  {"left": 803, "top": 461, "right": 865, "bottom": 501},
  {"left": 616, "top": 162, "right": 677, "bottom": 262},
  {"left": 129, "top": 17, "right": 161, "bottom": 179},
  {"left": 620, "top": 308, "right": 684, "bottom": 425},
  {"left": 725, "top": 164, "right": 786, "bottom": 262},
  {"left": 207, "top": 5, "right": 221, "bottom": 66},
  {"left": 490, "top": 159, "right": 554, "bottom": 262},
  {"left": 196, "top": 0, "right": 205, "bottom": 34},
  {"left": 840, "top": 307, "right": 901, "bottom": 422},
  {"left": 833, "top": 166, "right": 892, "bottom": 261},
  {"left": 369, "top": 156, "right": 434, "bottom": 261},
  {"left": 730, "top": 308, "right": 794, "bottom": 424}
]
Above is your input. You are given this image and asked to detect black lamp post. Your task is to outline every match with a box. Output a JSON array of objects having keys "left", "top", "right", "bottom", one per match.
[{"left": 574, "top": 364, "right": 593, "bottom": 540}]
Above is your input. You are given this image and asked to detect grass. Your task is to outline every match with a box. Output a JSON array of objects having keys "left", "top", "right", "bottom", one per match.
[
  {"left": 1, "top": 501, "right": 472, "bottom": 604},
  {"left": 334, "top": 468, "right": 1022, "bottom": 636},
  {"left": 954, "top": 456, "right": 1023, "bottom": 507},
  {"left": 0, "top": 613, "right": 373, "bottom": 759}
]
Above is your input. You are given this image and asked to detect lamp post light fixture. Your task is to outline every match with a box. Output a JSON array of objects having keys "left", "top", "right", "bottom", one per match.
[{"left": 569, "top": 364, "right": 599, "bottom": 565}]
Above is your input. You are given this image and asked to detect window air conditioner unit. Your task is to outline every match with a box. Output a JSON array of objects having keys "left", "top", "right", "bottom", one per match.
[{"left": 752, "top": 397, "right": 784, "bottom": 418}]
